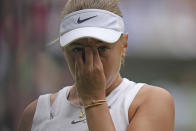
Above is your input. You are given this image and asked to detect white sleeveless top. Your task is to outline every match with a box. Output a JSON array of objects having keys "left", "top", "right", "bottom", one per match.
[{"left": 31, "top": 78, "right": 144, "bottom": 131}]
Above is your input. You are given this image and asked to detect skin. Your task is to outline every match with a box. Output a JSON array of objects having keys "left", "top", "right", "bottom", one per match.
[{"left": 18, "top": 34, "right": 175, "bottom": 131}]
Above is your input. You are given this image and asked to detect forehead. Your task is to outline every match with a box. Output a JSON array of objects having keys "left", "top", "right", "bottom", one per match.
[{"left": 69, "top": 38, "right": 113, "bottom": 47}]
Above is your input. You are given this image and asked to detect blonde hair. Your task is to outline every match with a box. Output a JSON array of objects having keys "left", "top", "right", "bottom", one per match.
[{"left": 61, "top": 0, "right": 123, "bottom": 19}]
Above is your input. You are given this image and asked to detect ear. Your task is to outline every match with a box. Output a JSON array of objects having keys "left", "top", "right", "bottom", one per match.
[{"left": 121, "top": 33, "right": 128, "bottom": 58}]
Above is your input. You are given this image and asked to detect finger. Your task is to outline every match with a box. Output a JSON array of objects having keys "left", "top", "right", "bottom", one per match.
[
  {"left": 75, "top": 52, "right": 83, "bottom": 77},
  {"left": 92, "top": 47, "right": 102, "bottom": 67},
  {"left": 85, "top": 47, "right": 93, "bottom": 68},
  {"left": 74, "top": 61, "right": 78, "bottom": 81},
  {"left": 75, "top": 51, "right": 83, "bottom": 67},
  {"left": 75, "top": 56, "right": 79, "bottom": 80}
]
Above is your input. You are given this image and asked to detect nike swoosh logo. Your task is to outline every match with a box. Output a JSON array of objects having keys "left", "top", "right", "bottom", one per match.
[
  {"left": 77, "top": 15, "right": 97, "bottom": 24},
  {"left": 71, "top": 119, "right": 86, "bottom": 124}
]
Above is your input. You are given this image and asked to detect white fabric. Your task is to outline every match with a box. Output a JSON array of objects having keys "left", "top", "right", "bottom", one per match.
[
  {"left": 31, "top": 78, "right": 144, "bottom": 131},
  {"left": 60, "top": 9, "right": 125, "bottom": 47}
]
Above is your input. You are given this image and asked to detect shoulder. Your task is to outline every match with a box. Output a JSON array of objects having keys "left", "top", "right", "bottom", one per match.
[
  {"left": 138, "top": 84, "right": 174, "bottom": 105},
  {"left": 142, "top": 84, "right": 175, "bottom": 118},
  {"left": 18, "top": 93, "right": 58, "bottom": 131},
  {"left": 129, "top": 84, "right": 175, "bottom": 118},
  {"left": 130, "top": 84, "right": 174, "bottom": 108},
  {"left": 128, "top": 84, "right": 175, "bottom": 131}
]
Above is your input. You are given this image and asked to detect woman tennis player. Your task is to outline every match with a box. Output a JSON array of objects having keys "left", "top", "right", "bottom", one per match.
[{"left": 18, "top": 0, "right": 175, "bottom": 130}]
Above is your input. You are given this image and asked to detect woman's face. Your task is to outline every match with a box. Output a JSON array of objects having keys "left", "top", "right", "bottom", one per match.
[{"left": 62, "top": 34, "right": 128, "bottom": 88}]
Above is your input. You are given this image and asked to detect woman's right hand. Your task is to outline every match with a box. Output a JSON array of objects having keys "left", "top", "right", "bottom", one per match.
[{"left": 74, "top": 47, "right": 106, "bottom": 104}]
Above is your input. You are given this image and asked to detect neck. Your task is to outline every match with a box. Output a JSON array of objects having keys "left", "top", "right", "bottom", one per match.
[{"left": 105, "top": 73, "right": 123, "bottom": 96}]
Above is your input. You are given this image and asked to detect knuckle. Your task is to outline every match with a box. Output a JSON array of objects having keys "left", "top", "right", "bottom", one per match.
[{"left": 94, "top": 65, "right": 103, "bottom": 72}]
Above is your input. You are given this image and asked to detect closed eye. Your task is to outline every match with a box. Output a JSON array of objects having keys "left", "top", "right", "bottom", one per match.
[
  {"left": 98, "top": 46, "right": 110, "bottom": 52},
  {"left": 72, "top": 47, "right": 84, "bottom": 53}
]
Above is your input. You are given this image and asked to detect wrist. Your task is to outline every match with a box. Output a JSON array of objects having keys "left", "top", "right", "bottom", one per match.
[
  {"left": 84, "top": 99, "right": 107, "bottom": 110},
  {"left": 80, "top": 95, "right": 106, "bottom": 105}
]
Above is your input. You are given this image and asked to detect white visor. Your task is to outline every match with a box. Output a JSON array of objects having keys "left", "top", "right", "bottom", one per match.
[{"left": 60, "top": 9, "right": 125, "bottom": 47}]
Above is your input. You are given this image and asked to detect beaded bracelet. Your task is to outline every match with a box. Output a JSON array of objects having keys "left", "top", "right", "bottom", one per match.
[{"left": 84, "top": 100, "right": 107, "bottom": 109}]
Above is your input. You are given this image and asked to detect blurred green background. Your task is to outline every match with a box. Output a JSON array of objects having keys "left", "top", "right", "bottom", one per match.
[{"left": 0, "top": 0, "right": 195, "bottom": 131}]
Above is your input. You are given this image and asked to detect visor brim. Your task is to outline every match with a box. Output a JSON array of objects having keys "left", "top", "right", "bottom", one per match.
[{"left": 60, "top": 27, "right": 122, "bottom": 47}]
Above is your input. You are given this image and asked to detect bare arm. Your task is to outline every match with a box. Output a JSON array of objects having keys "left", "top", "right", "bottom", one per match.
[
  {"left": 18, "top": 100, "right": 37, "bottom": 131},
  {"left": 127, "top": 85, "right": 175, "bottom": 131}
]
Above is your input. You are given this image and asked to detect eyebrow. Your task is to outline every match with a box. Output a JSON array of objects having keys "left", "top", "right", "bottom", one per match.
[
  {"left": 70, "top": 42, "right": 84, "bottom": 46},
  {"left": 69, "top": 40, "right": 108, "bottom": 47}
]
